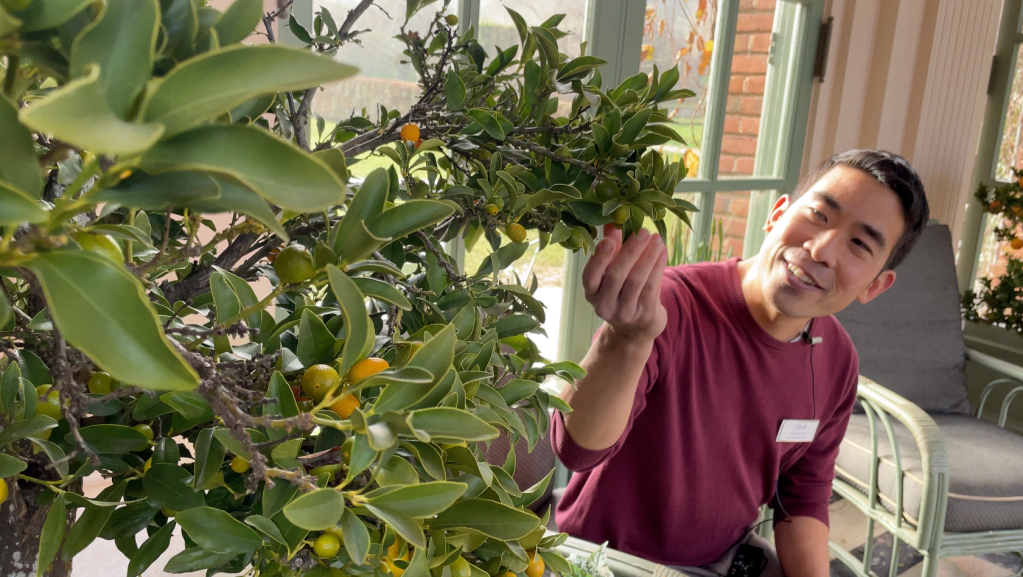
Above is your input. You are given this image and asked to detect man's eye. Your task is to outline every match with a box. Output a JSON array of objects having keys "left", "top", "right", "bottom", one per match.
[
  {"left": 852, "top": 238, "right": 872, "bottom": 254},
  {"left": 812, "top": 208, "right": 826, "bottom": 222}
]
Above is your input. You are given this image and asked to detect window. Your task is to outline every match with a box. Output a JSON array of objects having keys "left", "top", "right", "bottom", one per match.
[{"left": 961, "top": 2, "right": 1023, "bottom": 291}]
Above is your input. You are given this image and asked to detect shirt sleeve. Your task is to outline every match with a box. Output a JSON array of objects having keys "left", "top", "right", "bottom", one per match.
[
  {"left": 774, "top": 348, "right": 859, "bottom": 527},
  {"left": 551, "top": 271, "right": 687, "bottom": 473}
]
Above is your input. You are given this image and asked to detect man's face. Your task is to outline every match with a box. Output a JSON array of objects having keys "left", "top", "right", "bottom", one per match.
[{"left": 757, "top": 165, "right": 906, "bottom": 320}]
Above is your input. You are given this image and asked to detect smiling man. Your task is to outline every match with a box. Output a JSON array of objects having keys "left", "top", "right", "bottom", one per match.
[{"left": 551, "top": 150, "right": 930, "bottom": 577}]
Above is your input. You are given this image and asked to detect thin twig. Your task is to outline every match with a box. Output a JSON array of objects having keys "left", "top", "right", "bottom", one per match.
[{"left": 504, "top": 135, "right": 599, "bottom": 176}]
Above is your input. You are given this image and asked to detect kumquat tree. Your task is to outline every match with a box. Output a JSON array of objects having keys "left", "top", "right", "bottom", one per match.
[{"left": 0, "top": 0, "right": 694, "bottom": 575}]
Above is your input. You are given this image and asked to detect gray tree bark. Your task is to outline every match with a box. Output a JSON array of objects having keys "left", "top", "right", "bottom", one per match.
[{"left": 0, "top": 479, "right": 74, "bottom": 577}]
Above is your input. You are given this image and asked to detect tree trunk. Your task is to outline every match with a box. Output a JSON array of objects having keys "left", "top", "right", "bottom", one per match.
[{"left": 0, "top": 479, "right": 74, "bottom": 577}]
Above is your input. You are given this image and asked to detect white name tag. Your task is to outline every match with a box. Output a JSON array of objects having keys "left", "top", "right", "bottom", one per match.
[{"left": 776, "top": 419, "right": 820, "bottom": 443}]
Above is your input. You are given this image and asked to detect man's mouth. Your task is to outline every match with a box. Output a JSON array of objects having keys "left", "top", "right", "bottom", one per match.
[{"left": 786, "top": 261, "right": 819, "bottom": 288}]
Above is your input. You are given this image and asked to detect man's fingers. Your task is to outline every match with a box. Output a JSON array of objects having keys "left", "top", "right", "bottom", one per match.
[
  {"left": 617, "top": 235, "right": 664, "bottom": 317},
  {"left": 582, "top": 240, "right": 616, "bottom": 296},
  {"left": 595, "top": 229, "right": 653, "bottom": 302},
  {"left": 638, "top": 246, "right": 669, "bottom": 314}
]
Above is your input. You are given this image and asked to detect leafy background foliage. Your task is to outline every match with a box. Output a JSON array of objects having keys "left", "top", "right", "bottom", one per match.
[{"left": 0, "top": 0, "right": 694, "bottom": 575}]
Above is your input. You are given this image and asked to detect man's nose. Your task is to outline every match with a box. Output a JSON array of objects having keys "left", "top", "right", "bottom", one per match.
[{"left": 804, "top": 230, "right": 839, "bottom": 268}]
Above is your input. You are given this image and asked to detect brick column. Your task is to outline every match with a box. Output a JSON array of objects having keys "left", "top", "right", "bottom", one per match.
[{"left": 713, "top": 0, "right": 774, "bottom": 258}]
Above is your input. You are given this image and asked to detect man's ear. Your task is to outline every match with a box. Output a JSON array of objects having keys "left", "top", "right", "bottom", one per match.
[
  {"left": 763, "top": 195, "right": 791, "bottom": 232},
  {"left": 857, "top": 269, "right": 897, "bottom": 304}
]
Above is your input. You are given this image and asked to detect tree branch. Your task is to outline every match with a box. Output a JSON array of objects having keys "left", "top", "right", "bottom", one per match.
[
  {"left": 504, "top": 135, "right": 599, "bottom": 176},
  {"left": 338, "top": 0, "right": 376, "bottom": 40}
]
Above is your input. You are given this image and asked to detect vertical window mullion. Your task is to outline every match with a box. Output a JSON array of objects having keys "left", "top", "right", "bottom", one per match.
[{"left": 690, "top": 0, "right": 740, "bottom": 262}]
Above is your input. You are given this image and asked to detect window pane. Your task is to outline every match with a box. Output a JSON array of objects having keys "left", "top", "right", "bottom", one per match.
[
  {"left": 994, "top": 45, "right": 1023, "bottom": 181},
  {"left": 659, "top": 193, "right": 738, "bottom": 263},
  {"left": 641, "top": 0, "right": 716, "bottom": 171},
  {"left": 478, "top": 0, "right": 589, "bottom": 118},
  {"left": 311, "top": 0, "right": 453, "bottom": 123},
  {"left": 463, "top": 232, "right": 566, "bottom": 361}
]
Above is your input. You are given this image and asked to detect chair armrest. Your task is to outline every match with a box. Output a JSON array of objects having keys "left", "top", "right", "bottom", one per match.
[
  {"left": 852, "top": 377, "right": 949, "bottom": 550},
  {"left": 967, "top": 348, "right": 1023, "bottom": 428}
]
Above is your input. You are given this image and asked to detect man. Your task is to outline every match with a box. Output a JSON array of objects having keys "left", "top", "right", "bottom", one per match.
[{"left": 551, "top": 150, "right": 930, "bottom": 577}]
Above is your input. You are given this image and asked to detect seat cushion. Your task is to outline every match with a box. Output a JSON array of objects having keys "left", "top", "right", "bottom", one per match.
[
  {"left": 834, "top": 225, "right": 970, "bottom": 414},
  {"left": 836, "top": 414, "right": 1023, "bottom": 532}
]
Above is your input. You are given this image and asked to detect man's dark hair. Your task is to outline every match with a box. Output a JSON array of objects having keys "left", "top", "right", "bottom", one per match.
[{"left": 791, "top": 149, "right": 930, "bottom": 270}]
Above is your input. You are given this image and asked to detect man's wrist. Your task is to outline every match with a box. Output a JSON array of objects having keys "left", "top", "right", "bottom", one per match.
[{"left": 596, "top": 322, "right": 656, "bottom": 356}]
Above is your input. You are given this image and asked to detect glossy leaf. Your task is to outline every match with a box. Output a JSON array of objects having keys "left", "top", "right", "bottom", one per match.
[
  {"left": 0, "top": 181, "right": 47, "bottom": 227},
  {"left": 95, "top": 171, "right": 222, "bottom": 210},
  {"left": 443, "top": 72, "right": 465, "bottom": 110},
  {"left": 353, "top": 277, "right": 412, "bottom": 311},
  {"left": 0, "top": 415, "right": 58, "bottom": 446},
  {"left": 282, "top": 488, "right": 344, "bottom": 530},
  {"left": 145, "top": 464, "right": 206, "bottom": 511},
  {"left": 340, "top": 508, "right": 370, "bottom": 565},
  {"left": 495, "top": 314, "right": 540, "bottom": 338},
  {"left": 69, "top": 0, "right": 158, "bottom": 118},
  {"left": 162, "top": 390, "right": 214, "bottom": 422},
  {"left": 78, "top": 424, "right": 150, "bottom": 453},
  {"left": 0, "top": 95, "right": 42, "bottom": 196},
  {"left": 213, "top": 427, "right": 266, "bottom": 462},
  {"left": 19, "top": 66, "right": 164, "bottom": 155},
  {"left": 63, "top": 482, "right": 127, "bottom": 560},
  {"left": 369, "top": 200, "right": 456, "bottom": 241},
  {"left": 466, "top": 109, "right": 505, "bottom": 140},
  {"left": 27, "top": 250, "right": 199, "bottom": 391},
  {"left": 333, "top": 167, "right": 389, "bottom": 256},
  {"left": 327, "top": 265, "right": 374, "bottom": 378},
  {"left": 364, "top": 482, "right": 466, "bottom": 518},
  {"left": 127, "top": 520, "right": 175, "bottom": 577},
  {"left": 163, "top": 548, "right": 236, "bottom": 574},
  {"left": 142, "top": 44, "right": 357, "bottom": 136},
  {"left": 175, "top": 507, "right": 263, "bottom": 554},
  {"left": 31, "top": 438, "right": 68, "bottom": 479},
  {"left": 365, "top": 504, "right": 425, "bottom": 548},
  {"left": 407, "top": 407, "right": 499, "bottom": 442},
  {"left": 36, "top": 495, "right": 67, "bottom": 577},
  {"left": 557, "top": 55, "right": 606, "bottom": 82},
  {"left": 0, "top": 453, "right": 27, "bottom": 477},
  {"left": 214, "top": 0, "right": 262, "bottom": 45},
  {"left": 140, "top": 125, "right": 345, "bottom": 212},
  {"left": 429, "top": 499, "right": 539, "bottom": 540},
  {"left": 16, "top": 0, "right": 92, "bottom": 32},
  {"left": 191, "top": 427, "right": 226, "bottom": 490},
  {"left": 190, "top": 177, "right": 288, "bottom": 240},
  {"left": 296, "top": 309, "right": 336, "bottom": 367}
]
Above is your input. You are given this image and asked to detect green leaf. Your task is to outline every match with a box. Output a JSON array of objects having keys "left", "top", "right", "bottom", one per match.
[
  {"left": 407, "top": 408, "right": 499, "bottom": 442},
  {"left": 497, "top": 379, "right": 539, "bottom": 405},
  {"left": 190, "top": 177, "right": 288, "bottom": 240},
  {"left": 127, "top": 520, "right": 175, "bottom": 577},
  {"left": 0, "top": 5, "right": 21, "bottom": 37},
  {"left": 282, "top": 488, "right": 344, "bottom": 530},
  {"left": 140, "top": 125, "right": 344, "bottom": 212},
  {"left": 214, "top": 0, "right": 261, "bottom": 44},
  {"left": 0, "top": 453, "right": 27, "bottom": 477},
  {"left": 0, "top": 289, "right": 9, "bottom": 330},
  {"left": 505, "top": 7, "right": 528, "bottom": 42},
  {"left": 557, "top": 55, "right": 607, "bottom": 82},
  {"left": 366, "top": 504, "right": 425, "bottom": 548},
  {"left": 365, "top": 482, "right": 467, "bottom": 518},
  {"left": 27, "top": 250, "right": 198, "bottom": 391},
  {"left": 314, "top": 148, "right": 349, "bottom": 184},
  {"left": 334, "top": 167, "right": 389, "bottom": 256},
  {"left": 466, "top": 109, "right": 505, "bottom": 140},
  {"left": 0, "top": 181, "right": 47, "bottom": 227},
  {"left": 63, "top": 482, "right": 127, "bottom": 560},
  {"left": 495, "top": 314, "right": 540, "bottom": 338},
  {"left": 19, "top": 65, "right": 164, "bottom": 155},
  {"left": 0, "top": 364, "right": 21, "bottom": 416},
  {"left": 69, "top": 0, "right": 158, "bottom": 118},
  {"left": 36, "top": 495, "right": 67, "bottom": 577},
  {"left": 297, "top": 309, "right": 336, "bottom": 367},
  {"left": 99, "top": 503, "right": 158, "bottom": 540},
  {"left": 244, "top": 514, "right": 287, "bottom": 546},
  {"left": 0, "top": 415, "right": 58, "bottom": 446},
  {"left": 353, "top": 277, "right": 412, "bottom": 311},
  {"left": 262, "top": 477, "right": 300, "bottom": 520},
  {"left": 373, "top": 326, "right": 453, "bottom": 414},
  {"left": 145, "top": 464, "right": 206, "bottom": 511},
  {"left": 15, "top": 0, "right": 92, "bottom": 32},
  {"left": 429, "top": 499, "right": 539, "bottom": 540},
  {"left": 163, "top": 548, "right": 236, "bottom": 574},
  {"left": 618, "top": 109, "right": 652, "bottom": 145},
  {"left": 369, "top": 200, "right": 455, "bottom": 241},
  {"left": 78, "top": 424, "right": 150, "bottom": 453},
  {"left": 327, "top": 266, "right": 374, "bottom": 378},
  {"left": 175, "top": 507, "right": 263, "bottom": 554},
  {"left": 0, "top": 95, "right": 42, "bottom": 196},
  {"left": 142, "top": 44, "right": 357, "bottom": 136},
  {"left": 263, "top": 371, "right": 299, "bottom": 441},
  {"left": 652, "top": 65, "right": 681, "bottom": 102},
  {"left": 161, "top": 390, "right": 214, "bottom": 422},
  {"left": 443, "top": 72, "right": 465, "bottom": 111},
  {"left": 191, "top": 427, "right": 226, "bottom": 490},
  {"left": 213, "top": 427, "right": 266, "bottom": 462},
  {"left": 340, "top": 508, "right": 370, "bottom": 565},
  {"left": 210, "top": 271, "right": 241, "bottom": 326},
  {"left": 31, "top": 438, "right": 68, "bottom": 479},
  {"left": 270, "top": 438, "right": 302, "bottom": 469},
  {"left": 474, "top": 241, "right": 529, "bottom": 277},
  {"left": 95, "top": 171, "right": 222, "bottom": 210}
]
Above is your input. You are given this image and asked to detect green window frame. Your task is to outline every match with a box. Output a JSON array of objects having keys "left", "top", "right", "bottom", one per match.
[{"left": 956, "top": 0, "right": 1023, "bottom": 292}]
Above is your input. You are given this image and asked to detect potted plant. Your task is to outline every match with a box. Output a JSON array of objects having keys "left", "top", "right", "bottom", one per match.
[{"left": 0, "top": 0, "right": 694, "bottom": 575}]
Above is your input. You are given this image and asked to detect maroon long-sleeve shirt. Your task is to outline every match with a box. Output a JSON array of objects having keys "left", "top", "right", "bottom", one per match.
[{"left": 551, "top": 258, "right": 859, "bottom": 566}]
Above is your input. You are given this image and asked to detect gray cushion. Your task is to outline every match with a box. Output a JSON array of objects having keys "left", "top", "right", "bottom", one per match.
[
  {"left": 834, "top": 225, "right": 970, "bottom": 414},
  {"left": 836, "top": 414, "right": 1023, "bottom": 532}
]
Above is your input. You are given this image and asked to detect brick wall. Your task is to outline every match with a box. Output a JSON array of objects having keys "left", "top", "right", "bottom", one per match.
[{"left": 712, "top": 0, "right": 774, "bottom": 258}]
